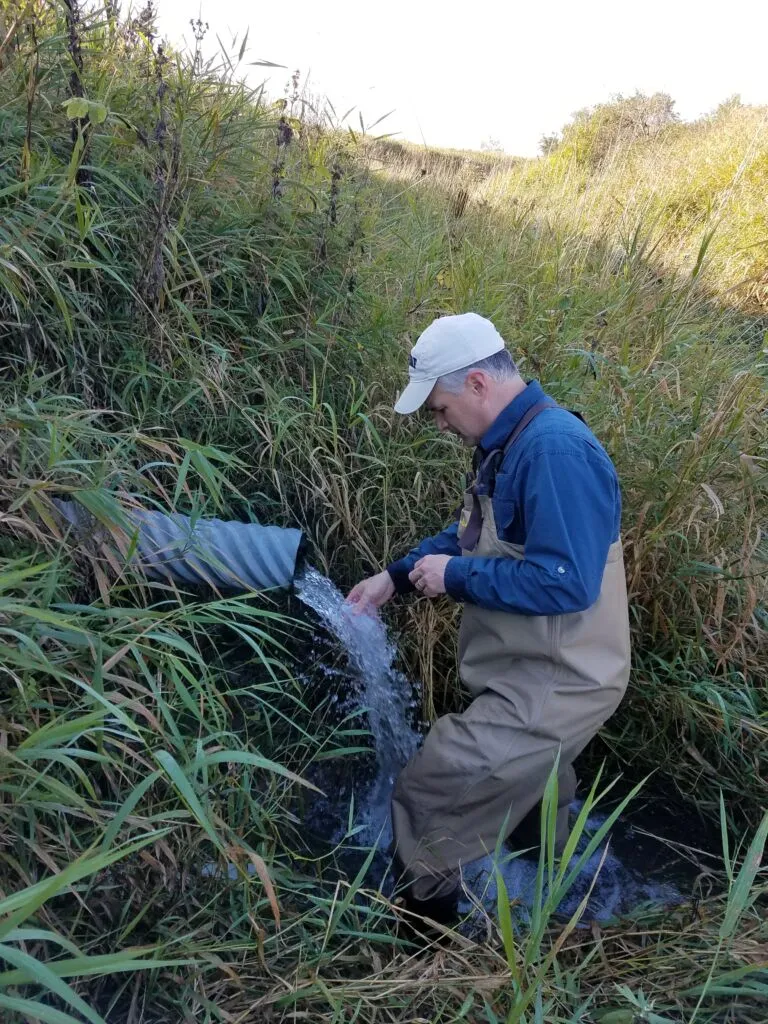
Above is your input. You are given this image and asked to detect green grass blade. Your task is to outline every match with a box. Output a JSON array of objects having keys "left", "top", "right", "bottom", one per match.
[
  {"left": 154, "top": 750, "right": 223, "bottom": 851},
  {"left": 0, "top": 831, "right": 172, "bottom": 938},
  {"left": 0, "top": 943, "right": 105, "bottom": 1024},
  {"left": 719, "top": 809, "right": 768, "bottom": 941},
  {"left": 495, "top": 869, "right": 520, "bottom": 986},
  {"left": 0, "top": 993, "right": 89, "bottom": 1024}
]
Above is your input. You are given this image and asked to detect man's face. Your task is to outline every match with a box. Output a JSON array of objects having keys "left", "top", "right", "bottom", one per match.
[{"left": 425, "top": 377, "right": 487, "bottom": 447}]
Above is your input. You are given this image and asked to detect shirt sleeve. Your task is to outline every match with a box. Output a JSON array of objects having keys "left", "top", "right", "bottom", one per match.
[
  {"left": 386, "top": 521, "right": 462, "bottom": 594},
  {"left": 443, "top": 443, "right": 618, "bottom": 615}
]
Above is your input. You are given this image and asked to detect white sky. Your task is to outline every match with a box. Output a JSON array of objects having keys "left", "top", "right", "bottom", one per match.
[{"left": 146, "top": 0, "right": 768, "bottom": 156}]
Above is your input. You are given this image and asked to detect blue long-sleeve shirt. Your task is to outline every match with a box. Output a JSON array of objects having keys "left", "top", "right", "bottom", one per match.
[{"left": 386, "top": 381, "right": 622, "bottom": 615}]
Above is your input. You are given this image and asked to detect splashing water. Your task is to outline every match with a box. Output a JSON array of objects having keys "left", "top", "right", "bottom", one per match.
[
  {"left": 456, "top": 800, "right": 683, "bottom": 930},
  {"left": 293, "top": 565, "right": 420, "bottom": 846}
]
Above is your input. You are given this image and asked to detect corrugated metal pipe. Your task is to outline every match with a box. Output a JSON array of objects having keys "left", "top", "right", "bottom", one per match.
[{"left": 52, "top": 499, "right": 305, "bottom": 592}]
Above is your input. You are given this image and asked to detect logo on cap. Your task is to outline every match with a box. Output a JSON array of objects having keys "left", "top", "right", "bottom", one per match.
[{"left": 408, "top": 354, "right": 417, "bottom": 368}]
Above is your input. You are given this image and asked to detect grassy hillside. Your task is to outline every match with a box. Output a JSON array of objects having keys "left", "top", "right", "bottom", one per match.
[
  {"left": 0, "top": 3, "right": 766, "bottom": 1021},
  {"left": 370, "top": 97, "right": 768, "bottom": 310}
]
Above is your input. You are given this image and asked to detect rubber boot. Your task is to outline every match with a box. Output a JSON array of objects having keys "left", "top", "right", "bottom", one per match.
[
  {"left": 391, "top": 852, "right": 460, "bottom": 941},
  {"left": 394, "top": 886, "right": 460, "bottom": 945},
  {"left": 403, "top": 886, "right": 459, "bottom": 926}
]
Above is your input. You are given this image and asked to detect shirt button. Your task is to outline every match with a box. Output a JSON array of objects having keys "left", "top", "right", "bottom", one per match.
[{"left": 557, "top": 565, "right": 566, "bottom": 574}]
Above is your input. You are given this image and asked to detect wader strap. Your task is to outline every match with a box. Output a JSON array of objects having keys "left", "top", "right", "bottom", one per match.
[
  {"left": 500, "top": 399, "right": 559, "bottom": 457},
  {"left": 460, "top": 399, "right": 559, "bottom": 551}
]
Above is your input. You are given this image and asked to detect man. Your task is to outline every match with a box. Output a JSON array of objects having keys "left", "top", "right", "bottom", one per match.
[{"left": 346, "top": 312, "right": 631, "bottom": 923}]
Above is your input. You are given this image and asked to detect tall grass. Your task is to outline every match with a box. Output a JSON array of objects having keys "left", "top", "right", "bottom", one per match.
[{"left": 0, "top": 3, "right": 766, "bottom": 1020}]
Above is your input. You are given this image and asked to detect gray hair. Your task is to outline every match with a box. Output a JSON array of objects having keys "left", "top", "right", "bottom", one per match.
[{"left": 437, "top": 350, "right": 519, "bottom": 393}]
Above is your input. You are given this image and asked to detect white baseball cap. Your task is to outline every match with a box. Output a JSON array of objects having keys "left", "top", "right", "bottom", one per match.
[{"left": 394, "top": 312, "right": 506, "bottom": 414}]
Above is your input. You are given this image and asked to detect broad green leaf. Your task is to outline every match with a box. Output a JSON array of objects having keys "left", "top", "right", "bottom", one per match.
[
  {"left": 64, "top": 97, "right": 89, "bottom": 120},
  {"left": 87, "top": 101, "right": 108, "bottom": 124}
]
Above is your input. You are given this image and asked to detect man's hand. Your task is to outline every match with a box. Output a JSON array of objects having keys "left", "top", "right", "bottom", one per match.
[
  {"left": 409, "top": 555, "right": 452, "bottom": 598},
  {"left": 345, "top": 570, "right": 395, "bottom": 616}
]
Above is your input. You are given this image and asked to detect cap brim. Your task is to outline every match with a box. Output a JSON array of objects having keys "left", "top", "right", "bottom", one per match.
[{"left": 394, "top": 378, "right": 435, "bottom": 415}]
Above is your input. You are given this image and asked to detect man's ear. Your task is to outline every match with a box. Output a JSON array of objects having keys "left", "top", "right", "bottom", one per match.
[{"left": 466, "top": 370, "right": 487, "bottom": 395}]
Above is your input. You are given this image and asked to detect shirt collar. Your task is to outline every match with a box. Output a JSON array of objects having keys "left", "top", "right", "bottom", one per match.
[{"left": 479, "top": 380, "right": 545, "bottom": 453}]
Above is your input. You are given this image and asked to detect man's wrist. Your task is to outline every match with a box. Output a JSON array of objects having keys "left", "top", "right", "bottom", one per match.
[
  {"left": 386, "top": 560, "right": 415, "bottom": 595},
  {"left": 444, "top": 556, "right": 471, "bottom": 600}
]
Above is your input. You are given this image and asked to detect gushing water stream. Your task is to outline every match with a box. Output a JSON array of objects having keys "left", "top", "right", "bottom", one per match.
[{"left": 294, "top": 566, "right": 420, "bottom": 848}]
